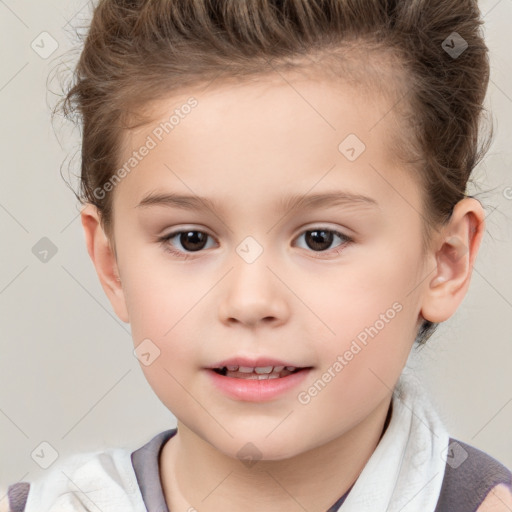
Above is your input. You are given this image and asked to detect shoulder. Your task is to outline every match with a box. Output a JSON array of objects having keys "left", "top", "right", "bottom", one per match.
[
  {"left": 1, "top": 444, "right": 143, "bottom": 512},
  {"left": 1, "top": 482, "right": 29, "bottom": 512},
  {"left": 434, "top": 437, "right": 512, "bottom": 512},
  {"left": 476, "top": 483, "right": 512, "bottom": 511},
  {"left": 1, "top": 482, "right": 30, "bottom": 512}
]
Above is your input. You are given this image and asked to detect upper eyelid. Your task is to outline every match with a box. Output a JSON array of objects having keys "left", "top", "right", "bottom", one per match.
[{"left": 163, "top": 224, "right": 349, "bottom": 237}]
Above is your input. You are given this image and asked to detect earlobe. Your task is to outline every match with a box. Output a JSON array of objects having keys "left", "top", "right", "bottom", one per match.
[
  {"left": 420, "top": 198, "right": 485, "bottom": 323},
  {"left": 80, "top": 203, "right": 130, "bottom": 323}
]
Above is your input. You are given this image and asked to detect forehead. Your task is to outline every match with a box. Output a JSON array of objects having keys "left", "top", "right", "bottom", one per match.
[
  {"left": 120, "top": 50, "right": 410, "bottom": 160},
  {"left": 113, "top": 67, "right": 417, "bottom": 217}
]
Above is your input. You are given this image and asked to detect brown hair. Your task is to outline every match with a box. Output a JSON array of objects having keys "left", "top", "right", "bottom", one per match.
[{"left": 53, "top": 0, "right": 492, "bottom": 346}]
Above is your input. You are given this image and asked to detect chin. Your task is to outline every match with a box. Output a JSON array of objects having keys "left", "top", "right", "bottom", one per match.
[{"left": 216, "top": 435, "right": 306, "bottom": 464}]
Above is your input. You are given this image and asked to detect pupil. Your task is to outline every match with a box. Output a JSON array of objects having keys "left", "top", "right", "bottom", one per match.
[
  {"left": 307, "top": 230, "right": 333, "bottom": 251},
  {"left": 181, "top": 231, "right": 207, "bottom": 251}
]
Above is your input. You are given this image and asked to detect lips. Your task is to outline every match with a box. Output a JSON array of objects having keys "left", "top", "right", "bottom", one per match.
[
  {"left": 206, "top": 360, "right": 313, "bottom": 401},
  {"left": 206, "top": 357, "right": 311, "bottom": 380},
  {"left": 213, "top": 365, "right": 301, "bottom": 379}
]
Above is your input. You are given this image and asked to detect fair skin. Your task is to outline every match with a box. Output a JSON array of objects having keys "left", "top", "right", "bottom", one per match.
[
  {"left": 81, "top": 70, "right": 503, "bottom": 511},
  {"left": 477, "top": 484, "right": 512, "bottom": 512}
]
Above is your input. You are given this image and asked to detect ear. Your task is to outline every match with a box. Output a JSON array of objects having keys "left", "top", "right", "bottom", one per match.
[
  {"left": 420, "top": 197, "right": 485, "bottom": 323},
  {"left": 80, "top": 203, "right": 130, "bottom": 323}
]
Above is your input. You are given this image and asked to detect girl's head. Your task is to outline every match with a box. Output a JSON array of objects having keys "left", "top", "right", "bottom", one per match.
[{"left": 59, "top": 0, "right": 490, "bottom": 459}]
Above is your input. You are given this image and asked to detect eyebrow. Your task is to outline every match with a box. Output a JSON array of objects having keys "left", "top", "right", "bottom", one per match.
[{"left": 136, "top": 190, "right": 379, "bottom": 214}]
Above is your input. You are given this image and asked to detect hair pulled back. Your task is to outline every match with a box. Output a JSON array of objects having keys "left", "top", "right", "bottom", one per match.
[{"left": 55, "top": 0, "right": 492, "bottom": 345}]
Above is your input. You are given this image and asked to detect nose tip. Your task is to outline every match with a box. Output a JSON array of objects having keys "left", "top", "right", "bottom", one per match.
[
  {"left": 219, "top": 282, "right": 288, "bottom": 327},
  {"left": 224, "top": 307, "right": 281, "bottom": 328}
]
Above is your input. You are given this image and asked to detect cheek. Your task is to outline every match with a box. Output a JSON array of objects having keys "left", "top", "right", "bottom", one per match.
[
  {"left": 125, "top": 270, "right": 204, "bottom": 410},
  {"left": 318, "top": 244, "right": 420, "bottom": 324},
  {"left": 297, "top": 264, "right": 419, "bottom": 430},
  {"left": 118, "top": 260, "right": 207, "bottom": 406},
  {"left": 307, "top": 241, "right": 423, "bottom": 374},
  {"left": 127, "top": 284, "right": 203, "bottom": 376},
  {"left": 118, "top": 245, "right": 199, "bottom": 339}
]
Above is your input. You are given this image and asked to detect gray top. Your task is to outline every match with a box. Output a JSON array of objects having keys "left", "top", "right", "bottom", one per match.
[
  {"left": 7, "top": 429, "right": 512, "bottom": 511},
  {"left": 434, "top": 438, "right": 512, "bottom": 511}
]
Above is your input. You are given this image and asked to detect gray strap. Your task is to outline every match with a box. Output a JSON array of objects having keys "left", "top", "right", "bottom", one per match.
[
  {"left": 7, "top": 482, "right": 30, "bottom": 512},
  {"left": 434, "top": 438, "right": 512, "bottom": 512}
]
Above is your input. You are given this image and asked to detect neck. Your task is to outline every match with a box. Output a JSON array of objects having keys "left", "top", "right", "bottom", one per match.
[{"left": 159, "top": 396, "right": 393, "bottom": 512}]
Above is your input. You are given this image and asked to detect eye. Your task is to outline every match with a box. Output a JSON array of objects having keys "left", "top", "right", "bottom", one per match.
[
  {"left": 294, "top": 227, "right": 353, "bottom": 258},
  {"left": 158, "top": 226, "right": 353, "bottom": 259},
  {"left": 158, "top": 229, "right": 216, "bottom": 259}
]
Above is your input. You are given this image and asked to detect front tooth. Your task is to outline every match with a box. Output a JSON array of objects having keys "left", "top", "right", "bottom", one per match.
[
  {"left": 254, "top": 366, "right": 273, "bottom": 374},
  {"left": 238, "top": 366, "right": 255, "bottom": 373}
]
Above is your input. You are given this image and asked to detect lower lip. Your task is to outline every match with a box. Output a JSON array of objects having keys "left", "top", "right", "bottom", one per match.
[{"left": 205, "top": 368, "right": 312, "bottom": 402}]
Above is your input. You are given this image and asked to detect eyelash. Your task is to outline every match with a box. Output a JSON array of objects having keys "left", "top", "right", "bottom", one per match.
[{"left": 157, "top": 227, "right": 353, "bottom": 260}]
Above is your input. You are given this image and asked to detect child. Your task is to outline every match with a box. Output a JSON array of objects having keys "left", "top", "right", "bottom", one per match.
[{"left": 3, "top": 0, "right": 511, "bottom": 510}]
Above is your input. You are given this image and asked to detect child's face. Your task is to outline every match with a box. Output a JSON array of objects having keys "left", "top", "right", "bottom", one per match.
[{"left": 105, "top": 73, "right": 432, "bottom": 459}]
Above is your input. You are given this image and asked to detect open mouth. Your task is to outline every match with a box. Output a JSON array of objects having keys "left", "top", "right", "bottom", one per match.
[{"left": 211, "top": 365, "right": 308, "bottom": 380}]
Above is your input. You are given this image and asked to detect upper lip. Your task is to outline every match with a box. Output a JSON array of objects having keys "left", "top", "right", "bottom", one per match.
[{"left": 206, "top": 356, "right": 310, "bottom": 369}]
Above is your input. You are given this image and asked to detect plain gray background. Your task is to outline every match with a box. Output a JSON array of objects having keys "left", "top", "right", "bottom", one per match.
[{"left": 1, "top": 0, "right": 511, "bottom": 489}]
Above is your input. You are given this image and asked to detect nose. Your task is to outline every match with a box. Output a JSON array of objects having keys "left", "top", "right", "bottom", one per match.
[{"left": 217, "top": 257, "right": 290, "bottom": 328}]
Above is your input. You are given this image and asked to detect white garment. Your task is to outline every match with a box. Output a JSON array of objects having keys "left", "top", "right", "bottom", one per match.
[
  {"left": 24, "top": 445, "right": 147, "bottom": 512},
  {"left": 23, "top": 367, "right": 449, "bottom": 512},
  {"left": 337, "top": 366, "right": 449, "bottom": 512}
]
